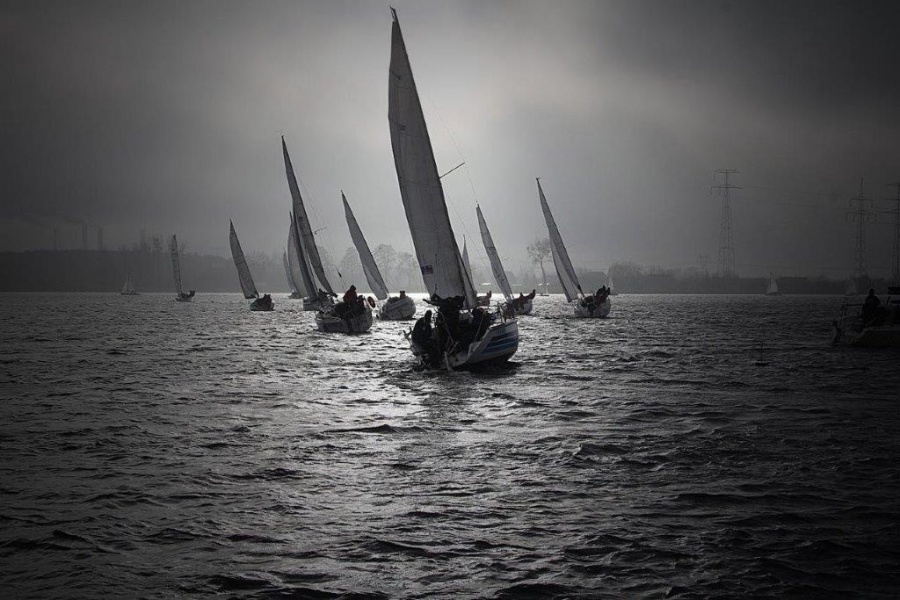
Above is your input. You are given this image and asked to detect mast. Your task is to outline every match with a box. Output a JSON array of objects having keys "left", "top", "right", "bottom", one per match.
[{"left": 388, "top": 10, "right": 476, "bottom": 307}]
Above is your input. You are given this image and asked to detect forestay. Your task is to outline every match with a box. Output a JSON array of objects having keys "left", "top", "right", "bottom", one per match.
[
  {"left": 170, "top": 235, "right": 183, "bottom": 294},
  {"left": 476, "top": 205, "right": 514, "bottom": 301},
  {"left": 388, "top": 11, "right": 476, "bottom": 307},
  {"left": 229, "top": 221, "right": 258, "bottom": 299},
  {"left": 342, "top": 192, "right": 389, "bottom": 300},
  {"left": 538, "top": 178, "right": 583, "bottom": 302},
  {"left": 282, "top": 137, "right": 334, "bottom": 295}
]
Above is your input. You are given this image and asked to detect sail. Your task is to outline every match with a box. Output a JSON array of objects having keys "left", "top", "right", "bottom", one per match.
[
  {"left": 170, "top": 235, "right": 183, "bottom": 294},
  {"left": 288, "top": 215, "right": 316, "bottom": 297},
  {"left": 282, "top": 250, "right": 297, "bottom": 294},
  {"left": 282, "top": 137, "right": 334, "bottom": 295},
  {"left": 229, "top": 221, "right": 258, "bottom": 299},
  {"left": 122, "top": 273, "right": 134, "bottom": 294},
  {"left": 342, "top": 192, "right": 389, "bottom": 300},
  {"left": 388, "top": 11, "right": 476, "bottom": 307},
  {"left": 767, "top": 273, "right": 778, "bottom": 295},
  {"left": 537, "top": 178, "right": 583, "bottom": 302},
  {"left": 476, "top": 206, "right": 514, "bottom": 301},
  {"left": 462, "top": 237, "right": 473, "bottom": 282}
]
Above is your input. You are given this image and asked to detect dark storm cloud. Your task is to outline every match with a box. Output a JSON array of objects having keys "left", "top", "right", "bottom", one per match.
[{"left": 1, "top": 0, "right": 897, "bottom": 276}]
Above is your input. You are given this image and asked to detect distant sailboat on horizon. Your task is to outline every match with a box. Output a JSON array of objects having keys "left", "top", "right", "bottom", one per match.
[
  {"left": 229, "top": 221, "right": 273, "bottom": 311},
  {"left": 170, "top": 234, "right": 195, "bottom": 302},
  {"left": 765, "top": 272, "right": 780, "bottom": 296},
  {"left": 120, "top": 272, "right": 138, "bottom": 296}
]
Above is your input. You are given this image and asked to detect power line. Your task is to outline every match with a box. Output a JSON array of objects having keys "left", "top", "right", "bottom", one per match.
[
  {"left": 712, "top": 169, "right": 740, "bottom": 278},
  {"left": 847, "top": 178, "right": 875, "bottom": 282}
]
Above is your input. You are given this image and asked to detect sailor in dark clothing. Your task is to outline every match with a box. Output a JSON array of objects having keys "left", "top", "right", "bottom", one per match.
[
  {"left": 861, "top": 288, "right": 883, "bottom": 325},
  {"left": 343, "top": 285, "right": 358, "bottom": 304},
  {"left": 411, "top": 310, "right": 433, "bottom": 347}
]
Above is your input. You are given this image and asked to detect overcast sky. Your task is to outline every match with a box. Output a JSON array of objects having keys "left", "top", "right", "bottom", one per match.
[{"left": 2, "top": 0, "right": 898, "bottom": 278}]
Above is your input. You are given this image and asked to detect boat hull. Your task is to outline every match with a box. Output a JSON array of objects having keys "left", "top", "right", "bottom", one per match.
[
  {"left": 379, "top": 296, "right": 416, "bottom": 320},
  {"left": 316, "top": 305, "right": 373, "bottom": 333},
  {"left": 501, "top": 298, "right": 532, "bottom": 317},
  {"left": 250, "top": 298, "right": 274, "bottom": 311},
  {"left": 574, "top": 299, "right": 611, "bottom": 318},
  {"left": 411, "top": 319, "right": 518, "bottom": 369}
]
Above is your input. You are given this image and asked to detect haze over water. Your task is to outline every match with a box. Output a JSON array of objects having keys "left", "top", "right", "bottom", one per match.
[{"left": 1, "top": 293, "right": 897, "bottom": 598}]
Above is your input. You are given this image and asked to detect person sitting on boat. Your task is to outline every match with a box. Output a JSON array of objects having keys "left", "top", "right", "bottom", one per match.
[
  {"left": 343, "top": 285, "right": 358, "bottom": 304},
  {"left": 861, "top": 288, "right": 884, "bottom": 325},
  {"left": 399, "top": 290, "right": 407, "bottom": 299},
  {"left": 412, "top": 309, "right": 433, "bottom": 347}
]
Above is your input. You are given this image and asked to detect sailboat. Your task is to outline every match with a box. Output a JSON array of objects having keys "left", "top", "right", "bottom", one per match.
[
  {"left": 282, "top": 247, "right": 302, "bottom": 299},
  {"left": 343, "top": 192, "right": 416, "bottom": 320},
  {"left": 120, "top": 272, "right": 138, "bottom": 295},
  {"left": 765, "top": 272, "right": 780, "bottom": 296},
  {"left": 229, "top": 221, "right": 273, "bottom": 311},
  {"left": 477, "top": 205, "right": 533, "bottom": 315},
  {"left": 389, "top": 9, "right": 518, "bottom": 368},
  {"left": 282, "top": 137, "right": 372, "bottom": 332},
  {"left": 537, "top": 179, "right": 610, "bottom": 318},
  {"left": 170, "top": 234, "right": 195, "bottom": 302}
]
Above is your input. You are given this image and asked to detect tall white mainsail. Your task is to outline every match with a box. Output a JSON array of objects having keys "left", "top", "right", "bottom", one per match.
[
  {"left": 288, "top": 215, "right": 316, "bottom": 297},
  {"left": 282, "top": 136, "right": 335, "bottom": 295},
  {"left": 229, "top": 221, "right": 258, "bottom": 299},
  {"left": 538, "top": 178, "right": 583, "bottom": 302},
  {"left": 170, "top": 234, "right": 183, "bottom": 295},
  {"left": 342, "top": 192, "right": 389, "bottom": 300},
  {"left": 766, "top": 273, "right": 779, "bottom": 295},
  {"left": 476, "top": 205, "right": 514, "bottom": 301},
  {"left": 388, "top": 10, "right": 476, "bottom": 307}
]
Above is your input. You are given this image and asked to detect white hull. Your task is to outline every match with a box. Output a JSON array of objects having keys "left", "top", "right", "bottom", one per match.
[
  {"left": 379, "top": 296, "right": 416, "bottom": 320},
  {"left": 316, "top": 304, "right": 373, "bottom": 333},
  {"left": 411, "top": 319, "right": 519, "bottom": 369},
  {"left": 574, "top": 298, "right": 611, "bottom": 318}
]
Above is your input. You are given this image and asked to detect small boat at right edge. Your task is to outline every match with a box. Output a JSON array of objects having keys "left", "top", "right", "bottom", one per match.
[{"left": 832, "top": 286, "right": 900, "bottom": 347}]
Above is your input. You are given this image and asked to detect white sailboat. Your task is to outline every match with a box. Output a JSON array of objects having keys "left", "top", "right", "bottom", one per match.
[
  {"left": 286, "top": 215, "right": 319, "bottom": 309},
  {"left": 537, "top": 179, "right": 610, "bottom": 318},
  {"left": 342, "top": 192, "right": 415, "bottom": 320},
  {"left": 477, "top": 205, "right": 533, "bottom": 315},
  {"left": 389, "top": 9, "right": 518, "bottom": 368},
  {"left": 607, "top": 274, "right": 618, "bottom": 296},
  {"left": 765, "top": 272, "right": 780, "bottom": 296},
  {"left": 170, "top": 234, "right": 195, "bottom": 302},
  {"left": 282, "top": 137, "right": 371, "bottom": 332},
  {"left": 120, "top": 272, "right": 138, "bottom": 296},
  {"left": 229, "top": 221, "right": 273, "bottom": 311}
]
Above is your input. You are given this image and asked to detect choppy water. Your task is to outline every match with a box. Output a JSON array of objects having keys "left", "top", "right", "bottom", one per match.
[{"left": 1, "top": 293, "right": 898, "bottom": 598}]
